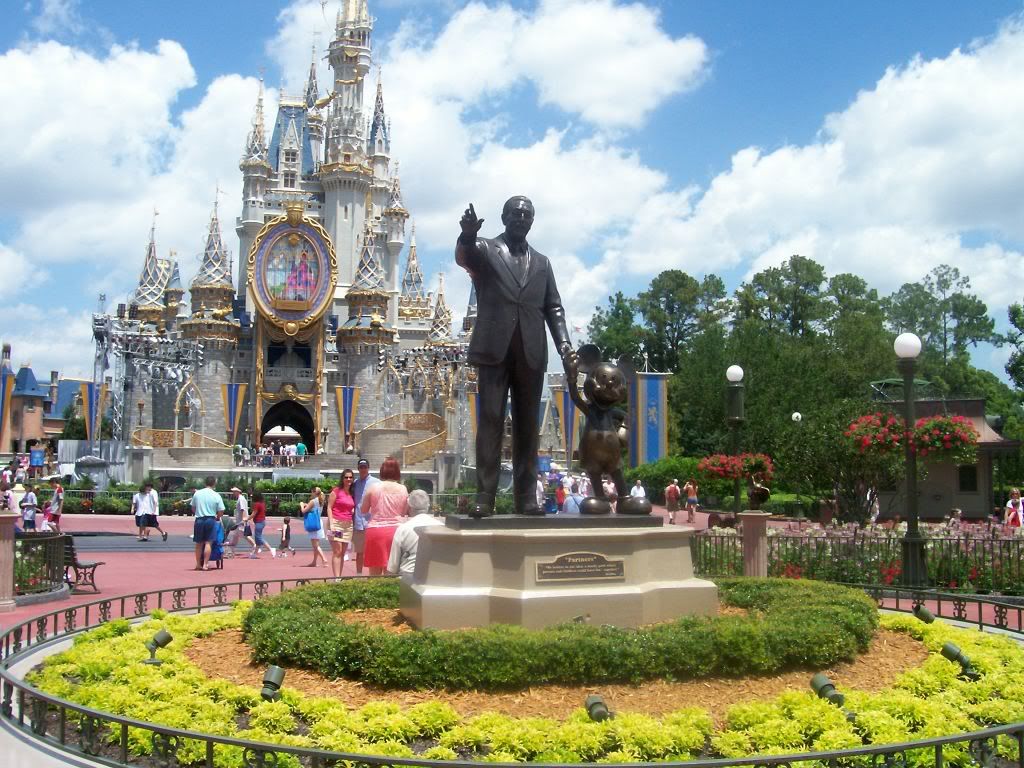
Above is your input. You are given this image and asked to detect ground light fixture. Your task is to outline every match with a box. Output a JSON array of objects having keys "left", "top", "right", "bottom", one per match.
[
  {"left": 809, "top": 673, "right": 845, "bottom": 707},
  {"left": 912, "top": 604, "right": 935, "bottom": 623},
  {"left": 941, "top": 642, "right": 982, "bottom": 681},
  {"left": 143, "top": 629, "right": 173, "bottom": 665},
  {"left": 585, "top": 694, "right": 611, "bottom": 722},
  {"left": 262, "top": 666, "right": 286, "bottom": 701}
]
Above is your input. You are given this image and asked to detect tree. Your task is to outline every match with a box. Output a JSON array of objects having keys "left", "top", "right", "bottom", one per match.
[
  {"left": 635, "top": 270, "right": 718, "bottom": 372},
  {"left": 734, "top": 255, "right": 828, "bottom": 339},
  {"left": 586, "top": 292, "right": 644, "bottom": 362},
  {"left": 58, "top": 403, "right": 113, "bottom": 440}
]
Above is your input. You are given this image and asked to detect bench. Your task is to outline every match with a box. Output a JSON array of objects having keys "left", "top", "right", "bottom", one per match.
[{"left": 63, "top": 537, "right": 105, "bottom": 593}]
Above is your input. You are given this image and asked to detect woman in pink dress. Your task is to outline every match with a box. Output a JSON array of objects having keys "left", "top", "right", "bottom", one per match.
[{"left": 361, "top": 457, "right": 409, "bottom": 576}]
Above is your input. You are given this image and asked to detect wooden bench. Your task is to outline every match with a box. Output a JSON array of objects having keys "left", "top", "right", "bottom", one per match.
[{"left": 63, "top": 537, "right": 105, "bottom": 593}]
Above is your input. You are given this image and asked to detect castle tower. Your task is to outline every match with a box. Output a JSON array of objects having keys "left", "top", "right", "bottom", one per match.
[
  {"left": 163, "top": 258, "right": 184, "bottom": 330},
  {"left": 320, "top": 0, "right": 374, "bottom": 296},
  {"left": 237, "top": 78, "right": 272, "bottom": 299},
  {"left": 305, "top": 44, "right": 324, "bottom": 165},
  {"left": 463, "top": 284, "right": 478, "bottom": 335},
  {"left": 428, "top": 274, "right": 453, "bottom": 343},
  {"left": 181, "top": 201, "right": 240, "bottom": 343},
  {"left": 133, "top": 219, "right": 171, "bottom": 325}
]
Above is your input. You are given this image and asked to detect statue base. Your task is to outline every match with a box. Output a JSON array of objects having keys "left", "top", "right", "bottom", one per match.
[{"left": 401, "top": 523, "right": 717, "bottom": 630}]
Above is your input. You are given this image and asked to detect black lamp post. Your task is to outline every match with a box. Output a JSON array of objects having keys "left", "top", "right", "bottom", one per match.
[
  {"left": 726, "top": 365, "right": 745, "bottom": 514},
  {"left": 894, "top": 332, "right": 926, "bottom": 588}
]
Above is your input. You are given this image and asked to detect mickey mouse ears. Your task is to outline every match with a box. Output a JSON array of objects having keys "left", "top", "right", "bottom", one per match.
[{"left": 575, "top": 344, "right": 637, "bottom": 379}]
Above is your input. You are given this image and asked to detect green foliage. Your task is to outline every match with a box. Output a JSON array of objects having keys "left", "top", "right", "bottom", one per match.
[
  {"left": 624, "top": 455, "right": 705, "bottom": 503},
  {"left": 25, "top": 600, "right": 1024, "bottom": 764},
  {"left": 242, "top": 578, "right": 876, "bottom": 691}
]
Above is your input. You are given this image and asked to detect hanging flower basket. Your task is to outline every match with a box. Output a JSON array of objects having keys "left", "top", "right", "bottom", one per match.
[
  {"left": 845, "top": 412, "right": 903, "bottom": 454},
  {"left": 911, "top": 415, "right": 979, "bottom": 465}
]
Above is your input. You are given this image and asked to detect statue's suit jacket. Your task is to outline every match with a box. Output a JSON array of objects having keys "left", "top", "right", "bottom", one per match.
[{"left": 456, "top": 233, "right": 572, "bottom": 370}]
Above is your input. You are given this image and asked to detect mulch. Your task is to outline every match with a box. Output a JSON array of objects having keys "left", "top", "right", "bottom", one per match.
[{"left": 184, "top": 607, "right": 927, "bottom": 723}]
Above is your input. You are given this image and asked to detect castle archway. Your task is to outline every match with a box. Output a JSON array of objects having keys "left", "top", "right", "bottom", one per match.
[{"left": 261, "top": 400, "right": 316, "bottom": 452}]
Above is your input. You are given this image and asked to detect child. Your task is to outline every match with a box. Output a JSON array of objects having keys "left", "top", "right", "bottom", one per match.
[
  {"left": 38, "top": 501, "right": 53, "bottom": 532},
  {"left": 277, "top": 512, "right": 295, "bottom": 558},
  {"left": 208, "top": 511, "right": 226, "bottom": 569}
]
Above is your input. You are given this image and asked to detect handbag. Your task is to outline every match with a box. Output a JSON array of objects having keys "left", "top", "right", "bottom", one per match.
[{"left": 303, "top": 508, "right": 322, "bottom": 532}]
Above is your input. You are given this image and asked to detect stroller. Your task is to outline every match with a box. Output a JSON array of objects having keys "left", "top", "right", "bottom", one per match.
[{"left": 221, "top": 517, "right": 241, "bottom": 559}]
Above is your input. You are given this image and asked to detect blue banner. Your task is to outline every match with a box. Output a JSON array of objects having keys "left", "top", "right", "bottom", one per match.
[
  {"left": 628, "top": 372, "right": 670, "bottom": 467},
  {"left": 222, "top": 383, "right": 248, "bottom": 443}
]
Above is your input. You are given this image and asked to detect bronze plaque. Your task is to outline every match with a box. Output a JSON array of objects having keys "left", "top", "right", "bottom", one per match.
[{"left": 536, "top": 552, "right": 625, "bottom": 582}]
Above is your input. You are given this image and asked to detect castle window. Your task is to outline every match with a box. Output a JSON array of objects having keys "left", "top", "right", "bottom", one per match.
[
  {"left": 344, "top": 153, "right": 351, "bottom": 163},
  {"left": 283, "top": 171, "right": 297, "bottom": 188},
  {"left": 283, "top": 150, "right": 297, "bottom": 164}
]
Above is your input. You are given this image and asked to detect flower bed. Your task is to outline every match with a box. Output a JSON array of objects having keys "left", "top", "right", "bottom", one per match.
[
  {"left": 241, "top": 579, "right": 876, "bottom": 690},
  {"left": 25, "top": 595, "right": 1024, "bottom": 764}
]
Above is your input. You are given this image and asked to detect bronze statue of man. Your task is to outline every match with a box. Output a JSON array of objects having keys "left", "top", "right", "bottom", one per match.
[{"left": 456, "top": 197, "right": 576, "bottom": 516}]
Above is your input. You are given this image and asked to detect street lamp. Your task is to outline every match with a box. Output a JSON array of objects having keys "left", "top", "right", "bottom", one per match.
[
  {"left": 894, "top": 332, "right": 925, "bottom": 588},
  {"left": 726, "top": 365, "right": 745, "bottom": 514}
]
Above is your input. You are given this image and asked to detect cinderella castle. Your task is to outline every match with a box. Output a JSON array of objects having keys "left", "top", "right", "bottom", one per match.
[{"left": 103, "top": 0, "right": 490, "bottom": 483}]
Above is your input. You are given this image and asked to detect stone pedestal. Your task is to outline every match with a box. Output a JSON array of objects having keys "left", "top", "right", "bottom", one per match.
[
  {"left": 739, "top": 510, "right": 770, "bottom": 578},
  {"left": 0, "top": 512, "right": 19, "bottom": 612},
  {"left": 402, "top": 519, "right": 717, "bottom": 630}
]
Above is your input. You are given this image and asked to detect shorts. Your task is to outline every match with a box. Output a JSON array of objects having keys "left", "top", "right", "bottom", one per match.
[
  {"left": 330, "top": 517, "right": 353, "bottom": 544},
  {"left": 193, "top": 516, "right": 219, "bottom": 543},
  {"left": 137, "top": 514, "right": 158, "bottom": 528},
  {"left": 307, "top": 528, "right": 325, "bottom": 540},
  {"left": 352, "top": 528, "right": 366, "bottom": 553},
  {"left": 253, "top": 521, "right": 266, "bottom": 546},
  {"left": 687, "top": 497, "right": 699, "bottom": 505},
  {"left": 22, "top": 518, "right": 35, "bottom": 530},
  {"left": 666, "top": 499, "right": 679, "bottom": 512}
]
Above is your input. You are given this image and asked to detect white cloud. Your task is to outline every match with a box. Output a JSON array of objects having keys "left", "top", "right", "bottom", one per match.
[
  {"left": 29, "top": 0, "right": 85, "bottom": 37},
  {"left": 1, "top": 303, "right": 94, "bottom": 379},
  {"left": 0, "top": 244, "right": 40, "bottom": 298}
]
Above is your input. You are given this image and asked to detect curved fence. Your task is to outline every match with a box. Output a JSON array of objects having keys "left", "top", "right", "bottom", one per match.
[{"left": 1, "top": 579, "right": 1023, "bottom": 768}]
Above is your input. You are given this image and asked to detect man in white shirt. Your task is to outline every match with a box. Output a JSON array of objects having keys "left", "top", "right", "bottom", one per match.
[
  {"left": 630, "top": 480, "right": 646, "bottom": 499},
  {"left": 131, "top": 481, "right": 163, "bottom": 541},
  {"left": 20, "top": 483, "right": 38, "bottom": 530},
  {"left": 387, "top": 490, "right": 443, "bottom": 582}
]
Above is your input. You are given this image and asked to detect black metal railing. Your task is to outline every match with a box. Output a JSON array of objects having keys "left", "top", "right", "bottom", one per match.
[
  {"left": 13, "top": 534, "right": 66, "bottom": 595},
  {"left": 694, "top": 530, "right": 1024, "bottom": 593},
  {"left": 1, "top": 579, "right": 1023, "bottom": 768}
]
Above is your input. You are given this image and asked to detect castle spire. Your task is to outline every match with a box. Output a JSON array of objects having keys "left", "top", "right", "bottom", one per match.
[
  {"left": 429, "top": 273, "right": 453, "bottom": 341},
  {"left": 368, "top": 73, "right": 389, "bottom": 155},
  {"left": 351, "top": 225, "right": 384, "bottom": 291},
  {"left": 134, "top": 213, "right": 171, "bottom": 321},
  {"left": 305, "top": 43, "right": 319, "bottom": 109},
  {"left": 244, "top": 77, "right": 268, "bottom": 162},
  {"left": 192, "top": 199, "right": 233, "bottom": 288},
  {"left": 463, "top": 282, "right": 478, "bottom": 333},
  {"left": 400, "top": 224, "right": 424, "bottom": 300}
]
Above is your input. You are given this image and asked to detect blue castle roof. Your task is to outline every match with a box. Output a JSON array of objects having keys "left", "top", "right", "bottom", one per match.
[
  {"left": 12, "top": 366, "right": 50, "bottom": 400},
  {"left": 267, "top": 104, "right": 316, "bottom": 179}
]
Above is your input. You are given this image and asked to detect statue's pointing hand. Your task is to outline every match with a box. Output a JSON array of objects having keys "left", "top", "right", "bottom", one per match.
[{"left": 460, "top": 203, "right": 484, "bottom": 237}]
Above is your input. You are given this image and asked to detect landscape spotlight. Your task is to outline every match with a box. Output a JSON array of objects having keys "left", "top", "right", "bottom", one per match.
[
  {"left": 810, "top": 673, "right": 845, "bottom": 707},
  {"left": 585, "top": 694, "right": 611, "bottom": 722},
  {"left": 262, "top": 666, "right": 286, "bottom": 702},
  {"left": 143, "top": 629, "right": 173, "bottom": 665},
  {"left": 912, "top": 604, "right": 935, "bottom": 624},
  {"left": 941, "top": 642, "right": 981, "bottom": 681}
]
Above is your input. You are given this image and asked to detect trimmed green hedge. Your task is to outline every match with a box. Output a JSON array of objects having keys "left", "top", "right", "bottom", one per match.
[{"left": 242, "top": 578, "right": 877, "bottom": 691}]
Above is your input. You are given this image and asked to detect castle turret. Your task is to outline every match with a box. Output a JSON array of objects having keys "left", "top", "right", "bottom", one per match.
[
  {"left": 463, "top": 283, "right": 478, "bottom": 335},
  {"left": 428, "top": 274, "right": 453, "bottom": 343},
  {"left": 338, "top": 222, "right": 395, "bottom": 347},
  {"left": 133, "top": 218, "right": 171, "bottom": 325},
  {"left": 182, "top": 201, "right": 239, "bottom": 343},
  {"left": 398, "top": 224, "right": 430, "bottom": 321},
  {"left": 163, "top": 257, "right": 184, "bottom": 330}
]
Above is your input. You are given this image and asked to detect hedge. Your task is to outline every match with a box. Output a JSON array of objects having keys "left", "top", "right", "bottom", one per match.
[
  {"left": 26, "top": 601, "right": 1024, "bottom": 764},
  {"left": 241, "top": 578, "right": 878, "bottom": 691}
]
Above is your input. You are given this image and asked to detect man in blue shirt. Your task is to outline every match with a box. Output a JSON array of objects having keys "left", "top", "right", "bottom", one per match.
[
  {"left": 191, "top": 476, "right": 225, "bottom": 570},
  {"left": 562, "top": 482, "right": 585, "bottom": 515},
  {"left": 351, "top": 458, "right": 380, "bottom": 575}
]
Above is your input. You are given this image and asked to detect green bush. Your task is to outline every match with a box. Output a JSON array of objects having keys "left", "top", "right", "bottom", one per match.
[
  {"left": 624, "top": 455, "right": 705, "bottom": 503},
  {"left": 242, "top": 578, "right": 877, "bottom": 691}
]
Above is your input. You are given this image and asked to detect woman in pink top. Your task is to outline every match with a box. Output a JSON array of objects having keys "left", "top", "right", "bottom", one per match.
[
  {"left": 326, "top": 470, "right": 356, "bottom": 579},
  {"left": 361, "top": 457, "right": 409, "bottom": 576}
]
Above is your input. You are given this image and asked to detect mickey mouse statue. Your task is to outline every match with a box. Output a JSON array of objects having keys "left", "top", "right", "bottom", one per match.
[{"left": 567, "top": 345, "right": 652, "bottom": 515}]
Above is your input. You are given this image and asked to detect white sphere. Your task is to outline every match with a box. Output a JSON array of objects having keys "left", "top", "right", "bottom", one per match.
[
  {"left": 791, "top": 412, "right": 802, "bottom": 423},
  {"left": 726, "top": 365, "right": 744, "bottom": 383},
  {"left": 893, "top": 332, "right": 922, "bottom": 359}
]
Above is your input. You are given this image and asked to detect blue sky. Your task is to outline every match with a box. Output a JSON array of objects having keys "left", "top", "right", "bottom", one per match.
[{"left": 1, "top": 0, "right": 1023, "bottom": 381}]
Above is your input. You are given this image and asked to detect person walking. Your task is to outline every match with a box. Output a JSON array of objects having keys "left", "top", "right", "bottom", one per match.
[
  {"left": 683, "top": 478, "right": 699, "bottom": 524},
  {"left": 665, "top": 479, "right": 681, "bottom": 524},
  {"left": 20, "top": 483, "right": 38, "bottom": 530},
  {"left": 300, "top": 487, "right": 328, "bottom": 567},
  {"left": 361, "top": 458, "right": 409, "bottom": 576},
  {"left": 191, "top": 476, "right": 225, "bottom": 570},
  {"left": 245, "top": 491, "right": 274, "bottom": 558},
  {"left": 326, "top": 470, "right": 356, "bottom": 579},
  {"left": 131, "top": 480, "right": 166, "bottom": 541},
  {"left": 351, "top": 458, "right": 380, "bottom": 575},
  {"left": 47, "top": 476, "right": 65, "bottom": 534},
  {"left": 1005, "top": 488, "right": 1022, "bottom": 528},
  {"left": 230, "top": 487, "right": 257, "bottom": 556}
]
